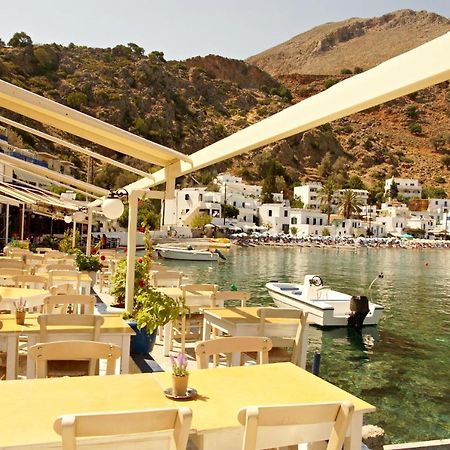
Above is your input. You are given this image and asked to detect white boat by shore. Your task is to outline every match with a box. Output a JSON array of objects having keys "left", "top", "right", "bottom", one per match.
[
  {"left": 155, "top": 245, "right": 224, "bottom": 261},
  {"left": 266, "top": 275, "right": 383, "bottom": 327}
]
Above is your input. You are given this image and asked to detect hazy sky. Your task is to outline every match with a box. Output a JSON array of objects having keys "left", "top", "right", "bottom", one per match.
[{"left": 2, "top": 1, "right": 449, "bottom": 61}]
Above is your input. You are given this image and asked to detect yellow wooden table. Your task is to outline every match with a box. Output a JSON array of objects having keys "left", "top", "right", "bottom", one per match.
[
  {"left": 0, "top": 363, "right": 375, "bottom": 450},
  {"left": 0, "top": 313, "right": 133, "bottom": 380},
  {"left": 202, "top": 306, "right": 309, "bottom": 368}
]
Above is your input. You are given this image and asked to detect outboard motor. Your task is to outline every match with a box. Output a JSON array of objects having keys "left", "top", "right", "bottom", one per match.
[
  {"left": 347, "top": 295, "right": 369, "bottom": 332},
  {"left": 214, "top": 249, "right": 226, "bottom": 260}
]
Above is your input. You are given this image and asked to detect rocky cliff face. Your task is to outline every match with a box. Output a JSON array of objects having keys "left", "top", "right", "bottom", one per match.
[{"left": 247, "top": 9, "right": 450, "bottom": 76}]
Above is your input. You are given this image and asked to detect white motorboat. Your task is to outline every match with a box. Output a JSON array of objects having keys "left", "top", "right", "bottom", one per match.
[
  {"left": 266, "top": 275, "right": 383, "bottom": 327},
  {"left": 155, "top": 246, "right": 225, "bottom": 262}
]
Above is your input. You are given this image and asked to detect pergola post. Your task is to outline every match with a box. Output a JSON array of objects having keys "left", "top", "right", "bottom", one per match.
[
  {"left": 20, "top": 205, "right": 25, "bottom": 240},
  {"left": 162, "top": 170, "right": 177, "bottom": 229},
  {"left": 86, "top": 207, "right": 93, "bottom": 255},
  {"left": 5, "top": 204, "right": 9, "bottom": 244},
  {"left": 72, "top": 220, "right": 77, "bottom": 248},
  {"left": 125, "top": 190, "right": 139, "bottom": 314}
]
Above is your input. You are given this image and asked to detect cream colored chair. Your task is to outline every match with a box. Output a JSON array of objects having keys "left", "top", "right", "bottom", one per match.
[
  {"left": 28, "top": 340, "right": 121, "bottom": 378},
  {"left": 38, "top": 314, "right": 103, "bottom": 342},
  {"left": 152, "top": 270, "right": 183, "bottom": 288},
  {"left": 215, "top": 290, "right": 250, "bottom": 307},
  {"left": 35, "top": 247, "right": 53, "bottom": 254},
  {"left": 49, "top": 270, "right": 81, "bottom": 294},
  {"left": 0, "top": 268, "right": 25, "bottom": 286},
  {"left": 49, "top": 283, "right": 78, "bottom": 296},
  {"left": 172, "top": 284, "right": 219, "bottom": 352},
  {"left": 257, "top": 307, "right": 309, "bottom": 369},
  {"left": 195, "top": 336, "right": 272, "bottom": 369},
  {"left": 13, "top": 274, "right": 48, "bottom": 289},
  {"left": 54, "top": 407, "right": 192, "bottom": 450},
  {"left": 0, "top": 260, "right": 25, "bottom": 270},
  {"left": 43, "top": 295, "right": 96, "bottom": 314},
  {"left": 237, "top": 401, "right": 354, "bottom": 450},
  {"left": 45, "top": 264, "right": 77, "bottom": 272}
]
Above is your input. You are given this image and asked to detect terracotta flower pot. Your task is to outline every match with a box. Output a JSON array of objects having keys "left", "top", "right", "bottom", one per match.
[
  {"left": 172, "top": 375, "right": 189, "bottom": 397},
  {"left": 15, "top": 311, "right": 26, "bottom": 325}
]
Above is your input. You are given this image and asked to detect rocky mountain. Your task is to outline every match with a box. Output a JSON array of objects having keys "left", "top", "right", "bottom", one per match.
[
  {"left": 247, "top": 9, "right": 450, "bottom": 76},
  {"left": 0, "top": 9, "right": 449, "bottom": 200}
]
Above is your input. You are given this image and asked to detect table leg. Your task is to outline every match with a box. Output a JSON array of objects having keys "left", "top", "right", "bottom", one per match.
[
  {"left": 6, "top": 336, "right": 18, "bottom": 380},
  {"left": 163, "top": 321, "right": 171, "bottom": 356},
  {"left": 26, "top": 335, "right": 38, "bottom": 379},
  {"left": 202, "top": 318, "right": 212, "bottom": 341},
  {"left": 344, "top": 411, "right": 363, "bottom": 450}
]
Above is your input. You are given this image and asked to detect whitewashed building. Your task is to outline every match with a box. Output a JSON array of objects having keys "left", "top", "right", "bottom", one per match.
[
  {"left": 289, "top": 209, "right": 328, "bottom": 236},
  {"left": 215, "top": 174, "right": 262, "bottom": 198},
  {"left": 384, "top": 177, "right": 422, "bottom": 200},
  {"left": 293, "top": 183, "right": 322, "bottom": 209},
  {"left": 259, "top": 202, "right": 290, "bottom": 234}
]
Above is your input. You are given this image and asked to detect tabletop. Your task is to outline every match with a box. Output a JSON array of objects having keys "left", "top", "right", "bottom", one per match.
[
  {"left": 203, "top": 306, "right": 305, "bottom": 324},
  {"left": 0, "top": 362, "right": 375, "bottom": 449},
  {"left": 0, "top": 286, "right": 49, "bottom": 301}
]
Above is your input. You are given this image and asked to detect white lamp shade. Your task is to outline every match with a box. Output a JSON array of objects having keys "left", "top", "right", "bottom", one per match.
[
  {"left": 64, "top": 215, "right": 73, "bottom": 224},
  {"left": 73, "top": 211, "right": 86, "bottom": 222},
  {"left": 102, "top": 198, "right": 124, "bottom": 220}
]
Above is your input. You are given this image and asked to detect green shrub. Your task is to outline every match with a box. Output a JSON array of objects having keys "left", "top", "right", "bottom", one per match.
[
  {"left": 8, "top": 32, "right": 32, "bottom": 47},
  {"left": 408, "top": 123, "right": 422, "bottom": 135},
  {"left": 353, "top": 67, "right": 364, "bottom": 74},
  {"left": 405, "top": 105, "right": 419, "bottom": 119},
  {"left": 324, "top": 78, "right": 338, "bottom": 89},
  {"left": 75, "top": 252, "right": 102, "bottom": 272},
  {"left": 340, "top": 68, "right": 352, "bottom": 74},
  {"left": 66, "top": 92, "right": 88, "bottom": 110},
  {"left": 442, "top": 155, "right": 450, "bottom": 168}
]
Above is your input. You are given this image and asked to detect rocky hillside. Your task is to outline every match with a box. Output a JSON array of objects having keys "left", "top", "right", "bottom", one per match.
[
  {"left": 247, "top": 9, "right": 450, "bottom": 76},
  {"left": 0, "top": 10, "right": 449, "bottom": 199}
]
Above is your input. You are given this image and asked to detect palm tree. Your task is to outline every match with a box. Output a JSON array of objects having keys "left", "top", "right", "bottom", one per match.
[
  {"left": 338, "top": 189, "right": 363, "bottom": 219},
  {"left": 318, "top": 180, "right": 336, "bottom": 225}
]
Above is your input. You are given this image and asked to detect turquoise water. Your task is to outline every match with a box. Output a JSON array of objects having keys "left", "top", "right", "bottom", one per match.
[{"left": 160, "top": 246, "right": 450, "bottom": 444}]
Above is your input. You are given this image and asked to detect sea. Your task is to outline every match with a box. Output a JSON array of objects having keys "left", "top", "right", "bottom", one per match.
[{"left": 158, "top": 245, "right": 450, "bottom": 444}]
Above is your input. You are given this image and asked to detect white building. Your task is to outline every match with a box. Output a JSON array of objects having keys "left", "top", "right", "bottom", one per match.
[
  {"left": 289, "top": 209, "right": 328, "bottom": 236},
  {"left": 163, "top": 187, "right": 222, "bottom": 228},
  {"left": 331, "top": 218, "right": 365, "bottom": 237},
  {"left": 258, "top": 202, "right": 290, "bottom": 234},
  {"left": 227, "top": 193, "right": 258, "bottom": 224},
  {"left": 215, "top": 173, "right": 262, "bottom": 199},
  {"left": 293, "top": 183, "right": 322, "bottom": 209},
  {"left": 384, "top": 177, "right": 422, "bottom": 200}
]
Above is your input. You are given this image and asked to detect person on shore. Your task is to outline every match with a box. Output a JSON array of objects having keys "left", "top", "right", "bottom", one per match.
[{"left": 100, "top": 233, "right": 107, "bottom": 249}]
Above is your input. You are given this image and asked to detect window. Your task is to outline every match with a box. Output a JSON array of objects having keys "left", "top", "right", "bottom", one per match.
[
  {"left": 320, "top": 218, "right": 323, "bottom": 225},
  {"left": 268, "top": 210, "right": 272, "bottom": 217},
  {"left": 306, "top": 218, "right": 310, "bottom": 224},
  {"left": 242, "top": 202, "right": 245, "bottom": 207},
  {"left": 313, "top": 218, "right": 316, "bottom": 225},
  {"left": 199, "top": 194, "right": 203, "bottom": 201},
  {"left": 233, "top": 201, "right": 236, "bottom": 207},
  {"left": 284, "top": 210, "right": 288, "bottom": 217},
  {"left": 184, "top": 194, "right": 189, "bottom": 200},
  {"left": 291, "top": 217, "right": 297, "bottom": 225}
]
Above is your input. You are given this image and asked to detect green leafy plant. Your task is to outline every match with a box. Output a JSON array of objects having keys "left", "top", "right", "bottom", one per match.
[
  {"left": 59, "top": 229, "right": 79, "bottom": 253},
  {"left": 8, "top": 240, "right": 29, "bottom": 249},
  {"left": 75, "top": 252, "right": 102, "bottom": 272}
]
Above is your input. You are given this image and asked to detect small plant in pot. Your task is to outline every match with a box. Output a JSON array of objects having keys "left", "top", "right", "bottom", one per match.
[{"left": 75, "top": 251, "right": 102, "bottom": 285}]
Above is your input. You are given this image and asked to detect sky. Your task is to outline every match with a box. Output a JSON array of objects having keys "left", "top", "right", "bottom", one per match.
[{"left": 2, "top": 1, "right": 449, "bottom": 61}]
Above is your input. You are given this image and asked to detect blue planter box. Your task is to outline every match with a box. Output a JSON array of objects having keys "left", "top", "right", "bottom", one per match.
[{"left": 128, "top": 321, "right": 157, "bottom": 355}]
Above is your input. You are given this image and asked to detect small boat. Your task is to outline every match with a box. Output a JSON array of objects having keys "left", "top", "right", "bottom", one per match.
[
  {"left": 155, "top": 246, "right": 225, "bottom": 262},
  {"left": 266, "top": 275, "right": 383, "bottom": 327}
]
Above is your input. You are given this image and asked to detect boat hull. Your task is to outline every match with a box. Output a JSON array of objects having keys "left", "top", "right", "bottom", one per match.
[
  {"left": 156, "top": 247, "right": 219, "bottom": 261},
  {"left": 266, "top": 282, "right": 383, "bottom": 327}
]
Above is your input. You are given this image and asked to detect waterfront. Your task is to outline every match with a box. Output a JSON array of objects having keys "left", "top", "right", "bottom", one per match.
[{"left": 159, "top": 246, "right": 450, "bottom": 444}]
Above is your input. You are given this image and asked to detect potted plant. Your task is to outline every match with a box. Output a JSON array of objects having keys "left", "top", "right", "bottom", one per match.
[
  {"left": 75, "top": 251, "right": 102, "bottom": 285},
  {"left": 14, "top": 299, "right": 27, "bottom": 325},
  {"left": 170, "top": 352, "right": 189, "bottom": 397},
  {"left": 116, "top": 229, "right": 188, "bottom": 354}
]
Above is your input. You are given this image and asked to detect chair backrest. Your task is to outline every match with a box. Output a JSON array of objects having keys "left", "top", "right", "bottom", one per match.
[
  {"left": 0, "top": 268, "right": 25, "bottom": 286},
  {"left": 46, "top": 264, "right": 77, "bottom": 272},
  {"left": 257, "top": 307, "right": 308, "bottom": 368},
  {"left": 215, "top": 291, "right": 250, "bottom": 307},
  {"left": 54, "top": 407, "right": 192, "bottom": 450},
  {"left": 181, "top": 284, "right": 218, "bottom": 308},
  {"left": 36, "top": 247, "right": 53, "bottom": 254},
  {"left": 237, "top": 401, "right": 354, "bottom": 450},
  {"left": 43, "top": 295, "right": 96, "bottom": 314},
  {"left": 0, "top": 260, "right": 25, "bottom": 269},
  {"left": 195, "top": 336, "right": 272, "bottom": 369},
  {"left": 37, "top": 314, "right": 104, "bottom": 342},
  {"left": 13, "top": 274, "right": 48, "bottom": 289},
  {"left": 152, "top": 270, "right": 183, "bottom": 288},
  {"left": 49, "top": 283, "right": 79, "bottom": 296},
  {"left": 28, "top": 340, "right": 121, "bottom": 378},
  {"left": 49, "top": 270, "right": 81, "bottom": 293}
]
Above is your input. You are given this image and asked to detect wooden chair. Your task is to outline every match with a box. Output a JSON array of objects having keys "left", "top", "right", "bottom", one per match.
[
  {"left": 45, "top": 264, "right": 76, "bottom": 272},
  {"left": 237, "top": 401, "right": 354, "bottom": 450},
  {"left": 28, "top": 340, "right": 121, "bottom": 378},
  {"left": 0, "top": 268, "right": 25, "bottom": 286},
  {"left": 195, "top": 336, "right": 272, "bottom": 369},
  {"left": 43, "top": 295, "right": 96, "bottom": 314},
  {"left": 54, "top": 407, "right": 192, "bottom": 450},
  {"left": 13, "top": 274, "right": 48, "bottom": 289},
  {"left": 215, "top": 291, "right": 250, "bottom": 307},
  {"left": 35, "top": 247, "right": 53, "bottom": 254},
  {"left": 49, "top": 283, "right": 78, "bottom": 296},
  {"left": 257, "top": 307, "right": 308, "bottom": 369},
  {"left": 152, "top": 270, "right": 183, "bottom": 288},
  {"left": 172, "top": 284, "right": 218, "bottom": 353},
  {"left": 49, "top": 270, "right": 81, "bottom": 294},
  {"left": 38, "top": 314, "right": 104, "bottom": 342},
  {"left": 0, "top": 260, "right": 25, "bottom": 270}
]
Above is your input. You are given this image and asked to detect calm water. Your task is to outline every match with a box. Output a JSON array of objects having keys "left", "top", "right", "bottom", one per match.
[{"left": 159, "top": 246, "right": 450, "bottom": 444}]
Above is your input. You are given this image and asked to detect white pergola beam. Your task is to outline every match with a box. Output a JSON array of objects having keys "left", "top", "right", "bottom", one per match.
[
  {"left": 0, "top": 115, "right": 156, "bottom": 181},
  {"left": 0, "top": 80, "right": 192, "bottom": 166},
  {"left": 0, "top": 152, "right": 108, "bottom": 196},
  {"left": 122, "top": 32, "right": 450, "bottom": 194}
]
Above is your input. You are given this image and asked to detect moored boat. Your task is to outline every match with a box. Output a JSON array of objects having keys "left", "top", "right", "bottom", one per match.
[
  {"left": 266, "top": 275, "right": 383, "bottom": 327},
  {"left": 155, "top": 245, "right": 224, "bottom": 261}
]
